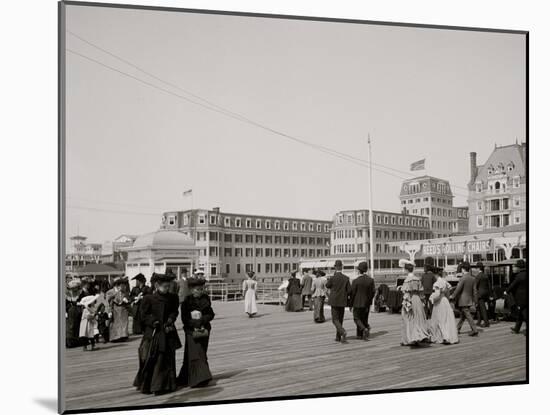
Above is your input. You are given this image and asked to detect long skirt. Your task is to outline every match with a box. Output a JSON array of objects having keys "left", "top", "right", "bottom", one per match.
[
  {"left": 66, "top": 305, "right": 82, "bottom": 348},
  {"left": 401, "top": 295, "right": 431, "bottom": 345},
  {"left": 429, "top": 297, "right": 459, "bottom": 344},
  {"left": 244, "top": 289, "right": 258, "bottom": 315},
  {"left": 110, "top": 304, "right": 129, "bottom": 342},
  {"left": 313, "top": 296, "right": 325, "bottom": 322},
  {"left": 285, "top": 294, "right": 303, "bottom": 312},
  {"left": 132, "top": 303, "right": 144, "bottom": 335},
  {"left": 79, "top": 317, "right": 98, "bottom": 339},
  {"left": 133, "top": 335, "right": 178, "bottom": 394},
  {"left": 178, "top": 333, "right": 212, "bottom": 388}
]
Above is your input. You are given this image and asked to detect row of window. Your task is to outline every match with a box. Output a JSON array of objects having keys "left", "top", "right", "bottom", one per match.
[
  {"left": 476, "top": 212, "right": 521, "bottom": 228},
  {"left": 333, "top": 229, "right": 429, "bottom": 241},
  {"left": 475, "top": 176, "right": 521, "bottom": 193},
  {"left": 401, "top": 196, "right": 452, "bottom": 206},
  {"left": 336, "top": 212, "right": 429, "bottom": 228},
  {"left": 199, "top": 247, "right": 330, "bottom": 258},
  {"left": 191, "top": 213, "right": 330, "bottom": 232},
  {"left": 475, "top": 196, "right": 521, "bottom": 212},
  {"left": 403, "top": 181, "right": 451, "bottom": 195},
  {"left": 333, "top": 243, "right": 401, "bottom": 255},
  {"left": 195, "top": 232, "right": 329, "bottom": 245}
]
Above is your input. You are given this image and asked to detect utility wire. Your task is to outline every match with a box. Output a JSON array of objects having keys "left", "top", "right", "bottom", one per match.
[
  {"left": 67, "top": 205, "right": 161, "bottom": 217},
  {"left": 65, "top": 40, "right": 471, "bottom": 198}
]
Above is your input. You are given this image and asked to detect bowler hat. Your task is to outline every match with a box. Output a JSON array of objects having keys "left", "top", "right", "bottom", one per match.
[
  {"left": 315, "top": 269, "right": 326, "bottom": 277},
  {"left": 132, "top": 273, "right": 146, "bottom": 282},
  {"left": 357, "top": 261, "right": 369, "bottom": 273},
  {"left": 516, "top": 259, "right": 526, "bottom": 269},
  {"left": 334, "top": 259, "right": 343, "bottom": 269}
]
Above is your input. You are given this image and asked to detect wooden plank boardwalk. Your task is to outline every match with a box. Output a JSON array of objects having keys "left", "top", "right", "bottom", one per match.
[{"left": 64, "top": 301, "right": 526, "bottom": 412}]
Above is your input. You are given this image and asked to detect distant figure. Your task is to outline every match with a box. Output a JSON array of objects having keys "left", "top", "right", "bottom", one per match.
[
  {"left": 326, "top": 259, "right": 351, "bottom": 343},
  {"left": 107, "top": 277, "right": 131, "bottom": 342},
  {"left": 350, "top": 261, "right": 375, "bottom": 340},
  {"left": 79, "top": 294, "right": 100, "bottom": 351},
  {"left": 450, "top": 262, "right": 479, "bottom": 337},
  {"left": 473, "top": 262, "right": 491, "bottom": 328},
  {"left": 301, "top": 269, "right": 314, "bottom": 311},
  {"left": 66, "top": 279, "right": 83, "bottom": 348},
  {"left": 429, "top": 268, "right": 459, "bottom": 344},
  {"left": 421, "top": 257, "right": 437, "bottom": 318},
  {"left": 400, "top": 259, "right": 431, "bottom": 346},
  {"left": 177, "top": 277, "right": 215, "bottom": 388},
  {"left": 506, "top": 259, "right": 528, "bottom": 335},
  {"left": 96, "top": 281, "right": 111, "bottom": 343},
  {"left": 311, "top": 269, "right": 328, "bottom": 323},
  {"left": 285, "top": 271, "right": 303, "bottom": 312},
  {"left": 134, "top": 273, "right": 181, "bottom": 395},
  {"left": 243, "top": 271, "right": 258, "bottom": 317},
  {"left": 130, "top": 273, "right": 151, "bottom": 335},
  {"left": 177, "top": 269, "right": 190, "bottom": 305}
]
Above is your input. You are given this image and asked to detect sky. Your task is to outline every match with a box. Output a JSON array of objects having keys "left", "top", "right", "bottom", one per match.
[{"left": 64, "top": 4, "right": 526, "bottom": 246}]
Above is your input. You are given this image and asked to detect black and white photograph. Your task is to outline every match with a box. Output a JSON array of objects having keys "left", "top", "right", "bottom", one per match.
[{"left": 58, "top": 1, "right": 528, "bottom": 413}]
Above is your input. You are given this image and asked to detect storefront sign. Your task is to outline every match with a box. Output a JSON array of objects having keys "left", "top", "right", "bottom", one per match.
[
  {"left": 466, "top": 239, "right": 492, "bottom": 254},
  {"left": 423, "top": 242, "right": 465, "bottom": 256}
]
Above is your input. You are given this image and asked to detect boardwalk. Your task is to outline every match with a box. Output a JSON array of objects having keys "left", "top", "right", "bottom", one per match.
[{"left": 64, "top": 301, "right": 526, "bottom": 412}]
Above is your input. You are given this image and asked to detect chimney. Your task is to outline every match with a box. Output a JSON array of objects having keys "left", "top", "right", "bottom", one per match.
[
  {"left": 213, "top": 207, "right": 220, "bottom": 214},
  {"left": 469, "top": 152, "right": 477, "bottom": 184}
]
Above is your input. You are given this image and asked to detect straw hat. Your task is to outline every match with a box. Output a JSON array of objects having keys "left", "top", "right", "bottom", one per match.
[{"left": 79, "top": 294, "right": 99, "bottom": 307}]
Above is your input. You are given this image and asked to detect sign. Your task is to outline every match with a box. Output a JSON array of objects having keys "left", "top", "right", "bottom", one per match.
[
  {"left": 423, "top": 242, "right": 465, "bottom": 256},
  {"left": 466, "top": 239, "right": 492, "bottom": 254}
]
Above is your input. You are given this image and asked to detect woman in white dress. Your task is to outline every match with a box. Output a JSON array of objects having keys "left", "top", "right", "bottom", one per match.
[
  {"left": 400, "top": 259, "right": 431, "bottom": 346},
  {"left": 429, "top": 269, "right": 459, "bottom": 344},
  {"left": 243, "top": 272, "right": 258, "bottom": 318}
]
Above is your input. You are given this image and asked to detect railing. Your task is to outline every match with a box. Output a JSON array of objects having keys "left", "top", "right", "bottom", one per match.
[{"left": 206, "top": 282, "right": 284, "bottom": 305}]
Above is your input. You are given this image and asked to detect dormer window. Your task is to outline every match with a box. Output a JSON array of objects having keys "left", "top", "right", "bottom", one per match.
[
  {"left": 487, "top": 165, "right": 495, "bottom": 175},
  {"left": 507, "top": 162, "right": 515, "bottom": 172}
]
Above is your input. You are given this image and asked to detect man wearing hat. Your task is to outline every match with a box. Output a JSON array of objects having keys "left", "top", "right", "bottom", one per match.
[
  {"left": 311, "top": 269, "right": 328, "bottom": 323},
  {"left": 506, "top": 259, "right": 528, "bottom": 335},
  {"left": 326, "top": 259, "right": 351, "bottom": 343},
  {"left": 301, "top": 268, "right": 314, "bottom": 311},
  {"left": 450, "top": 262, "right": 479, "bottom": 337},
  {"left": 350, "top": 261, "right": 376, "bottom": 340},
  {"left": 130, "top": 273, "right": 151, "bottom": 335},
  {"left": 473, "top": 262, "right": 491, "bottom": 328}
]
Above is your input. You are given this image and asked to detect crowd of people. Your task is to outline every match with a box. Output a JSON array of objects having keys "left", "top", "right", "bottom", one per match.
[
  {"left": 65, "top": 268, "right": 215, "bottom": 395},
  {"left": 274, "top": 257, "right": 528, "bottom": 345}
]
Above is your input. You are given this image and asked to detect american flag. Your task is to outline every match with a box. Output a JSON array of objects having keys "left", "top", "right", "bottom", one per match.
[
  {"left": 183, "top": 189, "right": 193, "bottom": 196},
  {"left": 410, "top": 159, "right": 425, "bottom": 171}
]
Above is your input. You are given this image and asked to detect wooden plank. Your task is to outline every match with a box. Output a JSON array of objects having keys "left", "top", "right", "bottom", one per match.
[{"left": 64, "top": 301, "right": 526, "bottom": 411}]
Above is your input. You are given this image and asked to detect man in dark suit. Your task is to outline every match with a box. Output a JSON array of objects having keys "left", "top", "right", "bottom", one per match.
[
  {"left": 326, "top": 259, "right": 351, "bottom": 343},
  {"left": 350, "top": 261, "right": 375, "bottom": 340},
  {"left": 506, "top": 259, "right": 528, "bottom": 335},
  {"left": 450, "top": 261, "right": 479, "bottom": 336},
  {"left": 420, "top": 257, "right": 437, "bottom": 318},
  {"left": 474, "top": 262, "right": 491, "bottom": 327}
]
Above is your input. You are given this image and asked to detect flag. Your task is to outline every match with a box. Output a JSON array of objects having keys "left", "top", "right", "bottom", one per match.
[
  {"left": 410, "top": 159, "right": 425, "bottom": 171},
  {"left": 183, "top": 189, "right": 193, "bottom": 196}
]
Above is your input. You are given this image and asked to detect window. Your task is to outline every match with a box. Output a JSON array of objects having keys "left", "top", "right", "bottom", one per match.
[
  {"left": 265, "top": 264, "right": 272, "bottom": 273},
  {"left": 235, "top": 218, "right": 241, "bottom": 227},
  {"left": 275, "top": 249, "right": 281, "bottom": 257},
  {"left": 224, "top": 217, "right": 231, "bottom": 226},
  {"left": 275, "top": 221, "right": 281, "bottom": 230},
  {"left": 309, "top": 223, "right": 314, "bottom": 231},
  {"left": 245, "top": 234, "right": 253, "bottom": 243},
  {"left": 245, "top": 218, "right": 252, "bottom": 228},
  {"left": 275, "top": 236, "right": 282, "bottom": 244},
  {"left": 477, "top": 216, "right": 483, "bottom": 228},
  {"left": 513, "top": 176, "right": 521, "bottom": 188},
  {"left": 265, "top": 235, "right": 272, "bottom": 243},
  {"left": 237, "top": 264, "right": 241, "bottom": 274},
  {"left": 405, "top": 218, "right": 410, "bottom": 226},
  {"left": 256, "top": 248, "right": 263, "bottom": 257},
  {"left": 235, "top": 248, "right": 242, "bottom": 256},
  {"left": 398, "top": 217, "right": 403, "bottom": 225},
  {"left": 301, "top": 223, "right": 306, "bottom": 231},
  {"left": 513, "top": 196, "right": 521, "bottom": 207},
  {"left": 224, "top": 248, "right": 232, "bottom": 257},
  {"left": 265, "top": 248, "right": 272, "bottom": 257},
  {"left": 209, "top": 231, "right": 218, "bottom": 241},
  {"left": 209, "top": 215, "right": 217, "bottom": 225},
  {"left": 226, "top": 264, "right": 230, "bottom": 274},
  {"left": 256, "top": 219, "right": 262, "bottom": 229},
  {"left": 168, "top": 215, "right": 176, "bottom": 226},
  {"left": 514, "top": 211, "right": 521, "bottom": 224},
  {"left": 283, "top": 221, "right": 289, "bottom": 231},
  {"left": 245, "top": 248, "right": 253, "bottom": 257},
  {"left": 256, "top": 235, "right": 263, "bottom": 244},
  {"left": 198, "top": 214, "right": 206, "bottom": 224},
  {"left": 183, "top": 214, "right": 189, "bottom": 225},
  {"left": 275, "top": 263, "right": 281, "bottom": 273},
  {"left": 235, "top": 234, "right": 243, "bottom": 243},
  {"left": 257, "top": 263, "right": 261, "bottom": 273},
  {"left": 265, "top": 220, "right": 271, "bottom": 229},
  {"left": 224, "top": 233, "right": 232, "bottom": 242},
  {"left": 209, "top": 247, "right": 218, "bottom": 256},
  {"left": 476, "top": 183, "right": 482, "bottom": 193}
]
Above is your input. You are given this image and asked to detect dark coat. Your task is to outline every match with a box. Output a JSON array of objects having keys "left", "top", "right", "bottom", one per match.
[
  {"left": 451, "top": 273, "right": 478, "bottom": 307},
  {"left": 475, "top": 271, "right": 491, "bottom": 300},
  {"left": 326, "top": 272, "right": 351, "bottom": 307},
  {"left": 350, "top": 274, "right": 375, "bottom": 309},
  {"left": 287, "top": 277, "right": 302, "bottom": 296},
  {"left": 508, "top": 270, "right": 528, "bottom": 307},
  {"left": 180, "top": 293, "right": 215, "bottom": 333},
  {"left": 133, "top": 292, "right": 181, "bottom": 394},
  {"left": 421, "top": 272, "right": 437, "bottom": 296},
  {"left": 130, "top": 285, "right": 152, "bottom": 335}
]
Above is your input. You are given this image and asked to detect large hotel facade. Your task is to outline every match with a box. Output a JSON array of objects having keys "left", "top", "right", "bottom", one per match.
[{"left": 159, "top": 208, "right": 332, "bottom": 282}]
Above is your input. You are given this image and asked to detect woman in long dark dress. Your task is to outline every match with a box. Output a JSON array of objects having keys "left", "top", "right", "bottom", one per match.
[
  {"left": 66, "top": 279, "right": 83, "bottom": 348},
  {"left": 285, "top": 271, "right": 303, "bottom": 312},
  {"left": 133, "top": 273, "right": 182, "bottom": 395},
  {"left": 130, "top": 273, "right": 151, "bottom": 335},
  {"left": 177, "top": 277, "right": 215, "bottom": 388}
]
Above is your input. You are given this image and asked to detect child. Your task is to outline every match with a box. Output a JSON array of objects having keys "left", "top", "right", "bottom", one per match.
[{"left": 79, "top": 294, "right": 100, "bottom": 351}]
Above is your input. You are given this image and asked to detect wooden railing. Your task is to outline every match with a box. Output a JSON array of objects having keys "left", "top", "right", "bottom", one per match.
[{"left": 206, "top": 282, "right": 284, "bottom": 305}]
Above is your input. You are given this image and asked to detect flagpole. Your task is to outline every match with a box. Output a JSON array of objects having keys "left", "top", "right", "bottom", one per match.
[{"left": 367, "top": 134, "right": 375, "bottom": 277}]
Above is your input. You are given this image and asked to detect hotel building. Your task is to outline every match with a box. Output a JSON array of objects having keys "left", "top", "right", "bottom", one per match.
[
  {"left": 159, "top": 208, "right": 332, "bottom": 282},
  {"left": 467, "top": 143, "right": 527, "bottom": 233},
  {"left": 399, "top": 176, "right": 468, "bottom": 238},
  {"left": 330, "top": 209, "right": 432, "bottom": 270}
]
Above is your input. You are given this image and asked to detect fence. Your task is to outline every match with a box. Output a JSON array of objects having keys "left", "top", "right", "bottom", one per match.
[{"left": 206, "top": 282, "right": 284, "bottom": 305}]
